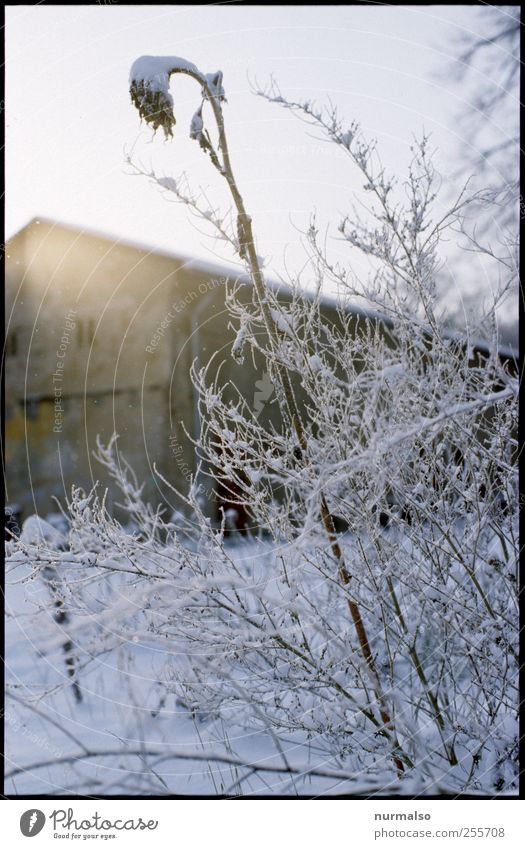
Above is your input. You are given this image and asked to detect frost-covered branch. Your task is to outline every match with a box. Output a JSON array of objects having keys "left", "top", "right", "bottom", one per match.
[{"left": 5, "top": 60, "right": 518, "bottom": 798}]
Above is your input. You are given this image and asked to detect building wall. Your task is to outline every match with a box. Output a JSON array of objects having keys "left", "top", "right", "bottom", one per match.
[
  {"left": 4, "top": 219, "right": 248, "bottom": 520},
  {"left": 5, "top": 219, "right": 405, "bottom": 526}
]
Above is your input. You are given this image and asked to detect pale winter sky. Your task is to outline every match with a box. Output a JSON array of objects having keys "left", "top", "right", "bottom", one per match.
[{"left": 6, "top": 4, "right": 519, "bottom": 335}]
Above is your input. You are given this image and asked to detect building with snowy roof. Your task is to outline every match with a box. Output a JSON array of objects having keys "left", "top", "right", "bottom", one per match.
[{"left": 4, "top": 218, "right": 518, "bottom": 528}]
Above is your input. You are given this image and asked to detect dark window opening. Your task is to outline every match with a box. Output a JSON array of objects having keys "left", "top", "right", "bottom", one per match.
[
  {"left": 5, "top": 331, "right": 18, "bottom": 357},
  {"left": 77, "top": 318, "right": 97, "bottom": 348},
  {"left": 21, "top": 398, "right": 40, "bottom": 419}
]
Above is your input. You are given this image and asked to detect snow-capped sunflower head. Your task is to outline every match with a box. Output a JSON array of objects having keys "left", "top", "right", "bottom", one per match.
[
  {"left": 129, "top": 78, "right": 176, "bottom": 139},
  {"left": 129, "top": 56, "right": 226, "bottom": 140}
]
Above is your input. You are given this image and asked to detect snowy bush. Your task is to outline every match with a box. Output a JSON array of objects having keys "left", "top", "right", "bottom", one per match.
[{"left": 5, "top": 57, "right": 518, "bottom": 795}]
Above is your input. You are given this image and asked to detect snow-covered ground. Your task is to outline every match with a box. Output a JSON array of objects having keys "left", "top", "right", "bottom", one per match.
[
  {"left": 6, "top": 538, "right": 392, "bottom": 797},
  {"left": 5, "top": 494, "right": 518, "bottom": 797}
]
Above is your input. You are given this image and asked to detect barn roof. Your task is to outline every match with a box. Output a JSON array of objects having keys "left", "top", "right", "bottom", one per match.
[{"left": 7, "top": 217, "right": 519, "bottom": 366}]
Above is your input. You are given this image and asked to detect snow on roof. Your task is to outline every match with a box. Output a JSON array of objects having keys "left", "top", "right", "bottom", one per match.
[
  {"left": 8, "top": 218, "right": 519, "bottom": 361},
  {"left": 9, "top": 216, "right": 250, "bottom": 283}
]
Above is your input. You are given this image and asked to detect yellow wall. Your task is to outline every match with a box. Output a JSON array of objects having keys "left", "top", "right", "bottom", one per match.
[{"left": 4, "top": 220, "right": 246, "bottom": 519}]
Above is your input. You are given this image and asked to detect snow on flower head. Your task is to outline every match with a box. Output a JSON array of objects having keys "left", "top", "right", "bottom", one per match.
[
  {"left": 189, "top": 107, "right": 204, "bottom": 141},
  {"left": 130, "top": 55, "right": 226, "bottom": 139},
  {"left": 129, "top": 56, "right": 183, "bottom": 138},
  {"left": 204, "top": 71, "right": 226, "bottom": 102},
  {"left": 130, "top": 78, "right": 176, "bottom": 138}
]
